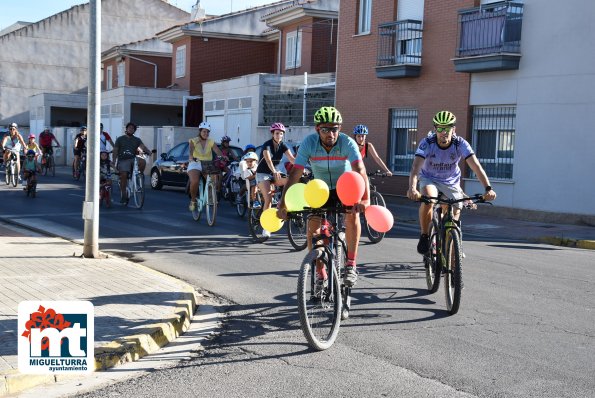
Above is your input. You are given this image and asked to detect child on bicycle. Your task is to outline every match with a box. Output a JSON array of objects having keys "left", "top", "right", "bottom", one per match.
[
  {"left": 22, "top": 149, "right": 41, "bottom": 190},
  {"left": 238, "top": 151, "right": 259, "bottom": 206},
  {"left": 99, "top": 150, "right": 112, "bottom": 188}
]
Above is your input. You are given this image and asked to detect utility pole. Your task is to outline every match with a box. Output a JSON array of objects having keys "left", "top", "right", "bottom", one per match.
[{"left": 83, "top": 0, "right": 101, "bottom": 258}]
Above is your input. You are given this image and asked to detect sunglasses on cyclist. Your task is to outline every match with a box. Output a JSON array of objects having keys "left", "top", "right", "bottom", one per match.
[
  {"left": 319, "top": 127, "right": 340, "bottom": 134},
  {"left": 435, "top": 126, "right": 453, "bottom": 133}
]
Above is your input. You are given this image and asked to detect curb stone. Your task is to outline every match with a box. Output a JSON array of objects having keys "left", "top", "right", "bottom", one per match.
[{"left": 1, "top": 290, "right": 198, "bottom": 397}]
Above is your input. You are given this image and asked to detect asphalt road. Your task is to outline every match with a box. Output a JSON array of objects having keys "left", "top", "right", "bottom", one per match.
[{"left": 2, "top": 167, "right": 594, "bottom": 398}]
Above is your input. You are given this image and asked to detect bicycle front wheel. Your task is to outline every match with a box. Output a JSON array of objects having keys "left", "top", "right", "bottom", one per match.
[
  {"left": 191, "top": 179, "right": 203, "bottom": 222},
  {"left": 444, "top": 228, "right": 463, "bottom": 315},
  {"left": 248, "top": 207, "right": 268, "bottom": 243},
  {"left": 10, "top": 167, "right": 17, "bottom": 187},
  {"left": 365, "top": 191, "right": 386, "bottom": 243},
  {"left": 42, "top": 157, "right": 48, "bottom": 176},
  {"left": 206, "top": 181, "right": 217, "bottom": 226},
  {"left": 131, "top": 174, "right": 145, "bottom": 209},
  {"left": 287, "top": 213, "right": 308, "bottom": 251},
  {"left": 425, "top": 219, "right": 441, "bottom": 293},
  {"left": 5, "top": 165, "right": 10, "bottom": 185},
  {"left": 297, "top": 249, "right": 342, "bottom": 351}
]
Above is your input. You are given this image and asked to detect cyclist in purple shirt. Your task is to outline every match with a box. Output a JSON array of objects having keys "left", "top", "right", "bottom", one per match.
[{"left": 407, "top": 111, "right": 497, "bottom": 254}]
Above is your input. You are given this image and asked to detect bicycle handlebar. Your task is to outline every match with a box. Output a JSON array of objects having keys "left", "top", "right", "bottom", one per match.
[
  {"left": 420, "top": 193, "right": 492, "bottom": 207},
  {"left": 367, "top": 170, "right": 390, "bottom": 177}
]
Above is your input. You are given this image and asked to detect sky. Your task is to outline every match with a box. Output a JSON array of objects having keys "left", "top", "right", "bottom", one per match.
[{"left": 0, "top": 0, "right": 280, "bottom": 31}]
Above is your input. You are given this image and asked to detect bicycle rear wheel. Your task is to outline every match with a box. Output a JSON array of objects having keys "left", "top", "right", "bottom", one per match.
[
  {"left": 236, "top": 192, "right": 247, "bottom": 217},
  {"left": 297, "top": 248, "right": 342, "bottom": 351},
  {"left": 131, "top": 174, "right": 145, "bottom": 209},
  {"left": 364, "top": 190, "right": 386, "bottom": 243},
  {"left": 444, "top": 228, "right": 463, "bottom": 315},
  {"left": 206, "top": 181, "right": 217, "bottom": 226},
  {"left": 425, "top": 219, "right": 441, "bottom": 293},
  {"left": 287, "top": 213, "right": 308, "bottom": 251},
  {"left": 50, "top": 156, "right": 56, "bottom": 177}
]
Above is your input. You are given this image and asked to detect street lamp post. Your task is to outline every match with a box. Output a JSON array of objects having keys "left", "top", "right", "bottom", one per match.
[{"left": 82, "top": 0, "right": 101, "bottom": 258}]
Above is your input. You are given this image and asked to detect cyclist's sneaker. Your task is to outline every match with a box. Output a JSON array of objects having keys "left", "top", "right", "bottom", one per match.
[
  {"left": 344, "top": 260, "right": 358, "bottom": 287},
  {"left": 252, "top": 200, "right": 261, "bottom": 209},
  {"left": 417, "top": 234, "right": 430, "bottom": 254},
  {"left": 261, "top": 229, "right": 271, "bottom": 238},
  {"left": 189, "top": 201, "right": 197, "bottom": 211}
]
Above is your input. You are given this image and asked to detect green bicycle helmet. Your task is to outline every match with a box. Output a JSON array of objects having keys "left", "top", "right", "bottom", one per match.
[
  {"left": 433, "top": 110, "right": 456, "bottom": 126},
  {"left": 314, "top": 106, "right": 343, "bottom": 125}
]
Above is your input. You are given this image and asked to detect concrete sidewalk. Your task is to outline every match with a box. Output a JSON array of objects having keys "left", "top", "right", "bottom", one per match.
[{"left": 0, "top": 221, "right": 198, "bottom": 396}]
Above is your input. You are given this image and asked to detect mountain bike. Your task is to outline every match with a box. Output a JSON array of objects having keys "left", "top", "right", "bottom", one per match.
[
  {"left": 293, "top": 204, "right": 351, "bottom": 351},
  {"left": 364, "top": 171, "right": 389, "bottom": 243},
  {"left": 41, "top": 147, "right": 57, "bottom": 177},
  {"left": 188, "top": 172, "right": 217, "bottom": 226},
  {"left": 420, "top": 193, "right": 490, "bottom": 315},
  {"left": 4, "top": 149, "right": 19, "bottom": 187},
  {"left": 119, "top": 155, "right": 146, "bottom": 209}
]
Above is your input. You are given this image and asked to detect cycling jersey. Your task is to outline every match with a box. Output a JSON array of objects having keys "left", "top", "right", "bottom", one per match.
[
  {"left": 293, "top": 133, "right": 361, "bottom": 190},
  {"left": 415, "top": 133, "right": 474, "bottom": 186},
  {"left": 23, "top": 158, "right": 37, "bottom": 172},
  {"left": 256, "top": 139, "right": 288, "bottom": 174},
  {"left": 39, "top": 131, "right": 55, "bottom": 147}
]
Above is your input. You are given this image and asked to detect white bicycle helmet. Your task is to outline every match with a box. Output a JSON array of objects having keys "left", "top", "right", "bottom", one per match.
[
  {"left": 198, "top": 121, "right": 211, "bottom": 130},
  {"left": 242, "top": 152, "right": 258, "bottom": 161}
]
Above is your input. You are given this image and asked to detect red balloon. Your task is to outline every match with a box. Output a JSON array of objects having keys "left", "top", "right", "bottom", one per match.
[
  {"left": 336, "top": 171, "right": 365, "bottom": 205},
  {"left": 365, "top": 205, "right": 394, "bottom": 233}
]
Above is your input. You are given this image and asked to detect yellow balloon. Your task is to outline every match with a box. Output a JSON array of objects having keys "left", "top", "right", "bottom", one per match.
[
  {"left": 260, "top": 208, "right": 284, "bottom": 232},
  {"left": 285, "top": 183, "right": 309, "bottom": 212},
  {"left": 304, "top": 179, "right": 329, "bottom": 208}
]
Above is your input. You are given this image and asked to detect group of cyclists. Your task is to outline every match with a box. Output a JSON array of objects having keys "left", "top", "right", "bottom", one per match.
[
  {"left": 181, "top": 106, "right": 496, "bottom": 288},
  {"left": 2, "top": 106, "right": 497, "bottom": 288}
]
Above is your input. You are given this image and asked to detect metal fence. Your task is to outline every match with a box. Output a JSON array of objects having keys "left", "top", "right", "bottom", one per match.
[
  {"left": 389, "top": 108, "right": 418, "bottom": 174},
  {"left": 456, "top": 1, "right": 523, "bottom": 57},
  {"left": 261, "top": 73, "right": 336, "bottom": 126},
  {"left": 468, "top": 106, "right": 516, "bottom": 180},
  {"left": 377, "top": 19, "right": 423, "bottom": 66}
]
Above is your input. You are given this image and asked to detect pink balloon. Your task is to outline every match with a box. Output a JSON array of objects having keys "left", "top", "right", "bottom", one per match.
[
  {"left": 365, "top": 205, "right": 394, "bottom": 233},
  {"left": 336, "top": 171, "right": 365, "bottom": 205}
]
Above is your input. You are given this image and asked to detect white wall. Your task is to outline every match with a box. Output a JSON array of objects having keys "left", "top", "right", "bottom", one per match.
[
  {"left": 0, "top": 0, "right": 189, "bottom": 126},
  {"left": 469, "top": 0, "right": 595, "bottom": 216}
]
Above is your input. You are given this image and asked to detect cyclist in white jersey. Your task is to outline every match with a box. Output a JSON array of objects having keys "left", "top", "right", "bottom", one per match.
[
  {"left": 2, "top": 123, "right": 27, "bottom": 178},
  {"left": 407, "top": 111, "right": 497, "bottom": 254}
]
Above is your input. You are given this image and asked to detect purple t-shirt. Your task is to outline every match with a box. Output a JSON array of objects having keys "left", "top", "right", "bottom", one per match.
[{"left": 415, "top": 133, "right": 474, "bottom": 185}]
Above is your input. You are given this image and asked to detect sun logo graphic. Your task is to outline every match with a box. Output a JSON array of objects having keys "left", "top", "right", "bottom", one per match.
[{"left": 18, "top": 301, "right": 94, "bottom": 374}]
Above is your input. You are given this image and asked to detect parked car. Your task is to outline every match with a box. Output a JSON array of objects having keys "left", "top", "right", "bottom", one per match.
[{"left": 150, "top": 142, "right": 242, "bottom": 190}]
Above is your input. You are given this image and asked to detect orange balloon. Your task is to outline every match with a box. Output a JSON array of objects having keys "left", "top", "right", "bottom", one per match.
[
  {"left": 365, "top": 205, "right": 394, "bottom": 233},
  {"left": 336, "top": 171, "right": 365, "bottom": 205}
]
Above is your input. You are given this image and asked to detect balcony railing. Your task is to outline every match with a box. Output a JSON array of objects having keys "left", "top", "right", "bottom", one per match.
[
  {"left": 454, "top": 1, "right": 523, "bottom": 72},
  {"left": 376, "top": 19, "right": 422, "bottom": 79}
]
